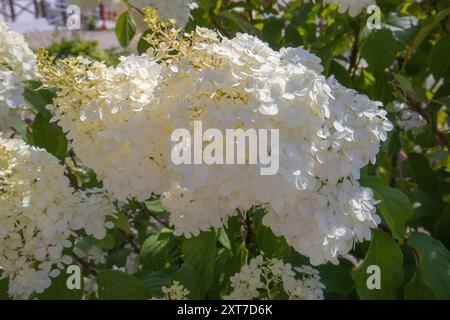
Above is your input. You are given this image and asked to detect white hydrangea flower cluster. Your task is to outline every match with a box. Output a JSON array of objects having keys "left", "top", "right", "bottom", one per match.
[
  {"left": 304, "top": 0, "right": 375, "bottom": 16},
  {"left": 160, "top": 30, "right": 391, "bottom": 265},
  {"left": 224, "top": 255, "right": 325, "bottom": 300},
  {"left": 47, "top": 55, "right": 171, "bottom": 201},
  {"left": 392, "top": 101, "right": 426, "bottom": 131},
  {"left": 41, "top": 25, "right": 391, "bottom": 265},
  {"left": 0, "top": 136, "right": 115, "bottom": 298},
  {"left": 0, "top": 18, "right": 36, "bottom": 132}
]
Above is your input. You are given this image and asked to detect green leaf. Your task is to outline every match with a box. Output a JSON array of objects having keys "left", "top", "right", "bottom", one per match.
[
  {"left": 0, "top": 277, "right": 10, "bottom": 300},
  {"left": 361, "top": 28, "right": 398, "bottom": 72},
  {"left": 407, "top": 153, "right": 436, "bottom": 193},
  {"left": 317, "top": 263, "right": 354, "bottom": 297},
  {"left": 435, "top": 204, "right": 450, "bottom": 248},
  {"left": 211, "top": 248, "right": 231, "bottom": 297},
  {"left": 408, "top": 232, "right": 450, "bottom": 299},
  {"left": 171, "top": 263, "right": 204, "bottom": 299},
  {"left": 181, "top": 231, "right": 216, "bottom": 292},
  {"left": 145, "top": 199, "right": 167, "bottom": 214},
  {"left": 428, "top": 35, "right": 450, "bottom": 79},
  {"left": 404, "top": 7, "right": 450, "bottom": 65},
  {"left": 262, "top": 17, "right": 284, "bottom": 48},
  {"left": 140, "top": 231, "right": 171, "bottom": 271},
  {"left": 106, "top": 248, "right": 130, "bottom": 269},
  {"left": 93, "top": 233, "right": 115, "bottom": 250},
  {"left": 352, "top": 230, "right": 404, "bottom": 299},
  {"left": 137, "top": 30, "right": 152, "bottom": 55},
  {"left": 404, "top": 271, "right": 435, "bottom": 300},
  {"left": 97, "top": 270, "right": 149, "bottom": 300},
  {"left": 115, "top": 11, "right": 136, "bottom": 47},
  {"left": 393, "top": 74, "right": 415, "bottom": 97},
  {"left": 136, "top": 270, "right": 173, "bottom": 298},
  {"left": 253, "top": 212, "right": 291, "bottom": 259},
  {"left": 384, "top": 13, "right": 419, "bottom": 44},
  {"left": 37, "top": 273, "right": 83, "bottom": 300},
  {"left": 31, "top": 112, "right": 68, "bottom": 161},
  {"left": 360, "top": 176, "right": 414, "bottom": 239},
  {"left": 223, "top": 243, "right": 248, "bottom": 286},
  {"left": 24, "top": 81, "right": 56, "bottom": 116},
  {"left": 111, "top": 212, "right": 132, "bottom": 234},
  {"left": 218, "top": 11, "right": 262, "bottom": 36},
  {"left": 217, "top": 227, "right": 231, "bottom": 250}
]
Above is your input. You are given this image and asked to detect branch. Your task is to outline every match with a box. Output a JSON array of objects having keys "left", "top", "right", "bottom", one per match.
[
  {"left": 119, "top": 229, "right": 140, "bottom": 254},
  {"left": 389, "top": 72, "right": 449, "bottom": 148},
  {"left": 71, "top": 252, "right": 98, "bottom": 276},
  {"left": 210, "top": 11, "right": 231, "bottom": 38},
  {"left": 408, "top": 96, "right": 449, "bottom": 148},
  {"left": 139, "top": 203, "right": 170, "bottom": 228}
]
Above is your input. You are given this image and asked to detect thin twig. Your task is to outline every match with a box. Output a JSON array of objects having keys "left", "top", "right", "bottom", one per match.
[
  {"left": 119, "top": 229, "right": 140, "bottom": 254},
  {"left": 210, "top": 11, "right": 231, "bottom": 38},
  {"left": 139, "top": 203, "right": 170, "bottom": 228},
  {"left": 389, "top": 72, "right": 449, "bottom": 148},
  {"left": 71, "top": 252, "right": 98, "bottom": 276}
]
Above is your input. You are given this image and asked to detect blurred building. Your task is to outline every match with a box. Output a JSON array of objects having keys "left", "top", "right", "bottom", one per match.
[{"left": 1, "top": 0, "right": 120, "bottom": 48}]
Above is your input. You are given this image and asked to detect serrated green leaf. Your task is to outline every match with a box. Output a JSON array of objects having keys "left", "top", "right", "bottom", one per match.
[
  {"left": 408, "top": 232, "right": 450, "bottom": 299},
  {"left": 97, "top": 270, "right": 149, "bottom": 300},
  {"left": 140, "top": 232, "right": 171, "bottom": 271},
  {"left": 181, "top": 231, "right": 216, "bottom": 292},
  {"left": 171, "top": 263, "right": 203, "bottom": 299},
  {"left": 136, "top": 270, "right": 174, "bottom": 298},
  {"left": 111, "top": 212, "right": 132, "bottom": 234}
]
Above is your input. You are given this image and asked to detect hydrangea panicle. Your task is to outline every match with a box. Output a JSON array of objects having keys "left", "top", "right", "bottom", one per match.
[
  {"left": 0, "top": 136, "right": 115, "bottom": 298},
  {"left": 38, "top": 16, "right": 392, "bottom": 266},
  {"left": 224, "top": 255, "right": 325, "bottom": 300},
  {"left": 0, "top": 18, "right": 36, "bottom": 133}
]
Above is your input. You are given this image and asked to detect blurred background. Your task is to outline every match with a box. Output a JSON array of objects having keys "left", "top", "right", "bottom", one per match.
[{"left": 0, "top": 0, "right": 120, "bottom": 49}]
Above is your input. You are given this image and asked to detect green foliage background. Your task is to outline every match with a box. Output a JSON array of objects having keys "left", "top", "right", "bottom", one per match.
[{"left": 3, "top": 0, "right": 450, "bottom": 300}]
